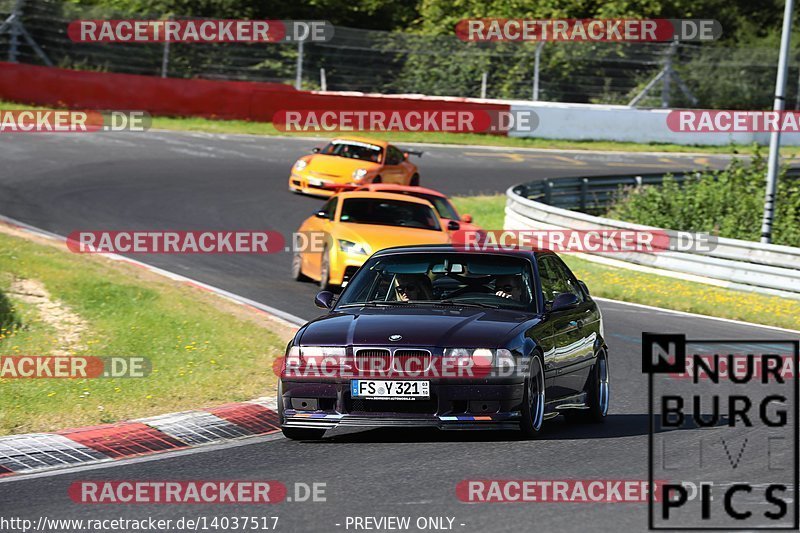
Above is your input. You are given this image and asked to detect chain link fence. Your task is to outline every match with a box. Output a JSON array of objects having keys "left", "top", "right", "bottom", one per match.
[{"left": 1, "top": 0, "right": 797, "bottom": 110}]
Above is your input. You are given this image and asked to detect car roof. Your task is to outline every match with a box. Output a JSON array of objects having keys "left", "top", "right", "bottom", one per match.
[
  {"left": 335, "top": 191, "right": 437, "bottom": 206},
  {"left": 371, "top": 244, "right": 554, "bottom": 258},
  {"left": 329, "top": 136, "right": 389, "bottom": 148},
  {"left": 359, "top": 184, "right": 446, "bottom": 198}
]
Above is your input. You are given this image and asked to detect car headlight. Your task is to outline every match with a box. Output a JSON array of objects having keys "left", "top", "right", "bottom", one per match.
[
  {"left": 443, "top": 348, "right": 514, "bottom": 367},
  {"left": 352, "top": 168, "right": 368, "bottom": 180},
  {"left": 338, "top": 239, "right": 370, "bottom": 255},
  {"left": 286, "top": 345, "right": 346, "bottom": 364},
  {"left": 294, "top": 160, "right": 308, "bottom": 171}
]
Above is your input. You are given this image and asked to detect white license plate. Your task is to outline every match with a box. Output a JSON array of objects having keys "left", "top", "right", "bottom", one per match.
[
  {"left": 351, "top": 380, "right": 430, "bottom": 399},
  {"left": 308, "top": 178, "right": 323, "bottom": 186}
]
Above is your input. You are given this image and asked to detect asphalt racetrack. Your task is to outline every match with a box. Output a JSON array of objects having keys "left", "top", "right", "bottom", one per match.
[{"left": 0, "top": 131, "right": 795, "bottom": 532}]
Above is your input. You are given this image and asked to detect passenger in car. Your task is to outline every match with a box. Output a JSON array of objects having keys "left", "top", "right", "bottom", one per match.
[{"left": 394, "top": 274, "right": 434, "bottom": 301}]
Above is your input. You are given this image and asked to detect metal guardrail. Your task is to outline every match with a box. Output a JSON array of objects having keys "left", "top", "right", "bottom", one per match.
[
  {"left": 512, "top": 168, "right": 800, "bottom": 215},
  {"left": 506, "top": 172, "right": 800, "bottom": 300}
]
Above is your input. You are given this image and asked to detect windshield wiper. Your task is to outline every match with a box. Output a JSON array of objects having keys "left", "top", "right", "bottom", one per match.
[
  {"left": 428, "top": 299, "right": 500, "bottom": 309},
  {"left": 338, "top": 300, "right": 412, "bottom": 308}
]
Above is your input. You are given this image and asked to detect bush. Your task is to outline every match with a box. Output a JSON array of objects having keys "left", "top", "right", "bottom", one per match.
[
  {"left": 606, "top": 150, "right": 800, "bottom": 247},
  {"left": 0, "top": 289, "right": 20, "bottom": 340}
]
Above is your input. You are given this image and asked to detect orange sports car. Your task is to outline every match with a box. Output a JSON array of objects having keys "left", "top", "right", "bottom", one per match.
[
  {"left": 288, "top": 136, "right": 422, "bottom": 197},
  {"left": 292, "top": 191, "right": 450, "bottom": 289}
]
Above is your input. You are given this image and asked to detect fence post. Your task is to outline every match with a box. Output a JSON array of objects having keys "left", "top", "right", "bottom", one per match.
[
  {"left": 532, "top": 41, "right": 543, "bottom": 101},
  {"left": 480, "top": 72, "right": 488, "bottom": 99},
  {"left": 580, "top": 178, "right": 588, "bottom": 211},
  {"left": 661, "top": 42, "right": 676, "bottom": 108},
  {"left": 161, "top": 17, "right": 171, "bottom": 79},
  {"left": 544, "top": 180, "right": 553, "bottom": 204},
  {"left": 320, "top": 68, "right": 326, "bottom": 91},
  {"left": 8, "top": 0, "right": 23, "bottom": 63},
  {"left": 295, "top": 39, "right": 304, "bottom": 90}
]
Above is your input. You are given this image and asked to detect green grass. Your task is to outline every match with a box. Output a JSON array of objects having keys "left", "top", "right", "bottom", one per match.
[
  {"left": 1, "top": 99, "right": 789, "bottom": 155},
  {"left": 0, "top": 230, "right": 288, "bottom": 435},
  {"left": 451, "top": 195, "right": 800, "bottom": 331}
]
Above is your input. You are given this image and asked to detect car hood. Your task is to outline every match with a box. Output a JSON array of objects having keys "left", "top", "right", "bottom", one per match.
[
  {"left": 298, "top": 307, "right": 538, "bottom": 348},
  {"left": 306, "top": 155, "right": 380, "bottom": 179},
  {"left": 336, "top": 223, "right": 450, "bottom": 251}
]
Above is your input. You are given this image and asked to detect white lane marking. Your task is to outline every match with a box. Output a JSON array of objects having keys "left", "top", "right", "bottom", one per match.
[
  {"left": 595, "top": 297, "right": 800, "bottom": 334},
  {"left": 0, "top": 432, "right": 285, "bottom": 484}
]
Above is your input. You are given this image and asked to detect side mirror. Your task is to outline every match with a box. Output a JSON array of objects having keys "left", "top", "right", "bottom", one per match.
[
  {"left": 550, "top": 292, "right": 579, "bottom": 312},
  {"left": 312, "top": 147, "right": 320, "bottom": 153},
  {"left": 447, "top": 220, "right": 461, "bottom": 231},
  {"left": 314, "top": 291, "right": 335, "bottom": 309},
  {"left": 578, "top": 280, "right": 590, "bottom": 296},
  {"left": 315, "top": 210, "right": 328, "bottom": 219},
  {"left": 460, "top": 214, "right": 473, "bottom": 223}
]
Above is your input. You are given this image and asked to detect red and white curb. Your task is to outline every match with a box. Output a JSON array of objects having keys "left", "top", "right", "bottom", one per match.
[
  {"left": 0, "top": 398, "right": 279, "bottom": 478},
  {"left": 0, "top": 215, "right": 298, "bottom": 478}
]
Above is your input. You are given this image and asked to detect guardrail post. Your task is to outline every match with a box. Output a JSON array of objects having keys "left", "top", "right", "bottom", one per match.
[
  {"left": 580, "top": 178, "right": 589, "bottom": 211},
  {"left": 635, "top": 175, "right": 643, "bottom": 188},
  {"left": 544, "top": 180, "right": 553, "bottom": 204}
]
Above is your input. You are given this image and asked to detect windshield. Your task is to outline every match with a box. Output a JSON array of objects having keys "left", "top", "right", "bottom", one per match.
[
  {"left": 417, "top": 194, "right": 459, "bottom": 220},
  {"left": 339, "top": 198, "right": 442, "bottom": 231},
  {"left": 374, "top": 190, "right": 460, "bottom": 220},
  {"left": 337, "top": 253, "right": 536, "bottom": 311},
  {"left": 320, "top": 141, "right": 382, "bottom": 162}
]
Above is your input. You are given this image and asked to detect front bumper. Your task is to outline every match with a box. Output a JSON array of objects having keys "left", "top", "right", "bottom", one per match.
[
  {"left": 280, "top": 380, "right": 525, "bottom": 431},
  {"left": 288, "top": 172, "right": 357, "bottom": 197}
]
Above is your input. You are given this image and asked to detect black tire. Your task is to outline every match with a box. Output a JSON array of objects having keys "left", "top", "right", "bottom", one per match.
[
  {"left": 520, "top": 354, "right": 546, "bottom": 438},
  {"left": 567, "top": 349, "right": 610, "bottom": 423},
  {"left": 372, "top": 175, "right": 382, "bottom": 184},
  {"left": 291, "top": 251, "right": 309, "bottom": 281},
  {"left": 319, "top": 246, "right": 334, "bottom": 291},
  {"left": 410, "top": 173, "right": 420, "bottom": 186},
  {"left": 281, "top": 427, "right": 326, "bottom": 440}
]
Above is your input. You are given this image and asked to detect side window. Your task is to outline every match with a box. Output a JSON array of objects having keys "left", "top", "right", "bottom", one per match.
[
  {"left": 550, "top": 257, "right": 585, "bottom": 302},
  {"left": 537, "top": 257, "right": 560, "bottom": 304},
  {"left": 319, "top": 197, "right": 338, "bottom": 220},
  {"left": 386, "top": 146, "right": 404, "bottom": 165},
  {"left": 538, "top": 256, "right": 583, "bottom": 305}
]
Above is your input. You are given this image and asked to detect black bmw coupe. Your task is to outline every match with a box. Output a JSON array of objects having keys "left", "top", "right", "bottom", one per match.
[{"left": 279, "top": 245, "right": 609, "bottom": 440}]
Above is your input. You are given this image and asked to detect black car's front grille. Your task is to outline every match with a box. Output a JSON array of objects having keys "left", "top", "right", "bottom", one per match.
[
  {"left": 347, "top": 397, "right": 438, "bottom": 415},
  {"left": 393, "top": 350, "right": 432, "bottom": 373},
  {"left": 354, "top": 349, "right": 392, "bottom": 375}
]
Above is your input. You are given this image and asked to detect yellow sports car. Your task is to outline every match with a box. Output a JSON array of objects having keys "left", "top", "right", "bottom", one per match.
[
  {"left": 292, "top": 191, "right": 450, "bottom": 289},
  {"left": 288, "top": 136, "right": 421, "bottom": 197}
]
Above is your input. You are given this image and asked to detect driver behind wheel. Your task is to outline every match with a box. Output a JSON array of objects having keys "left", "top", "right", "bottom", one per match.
[{"left": 494, "top": 274, "right": 523, "bottom": 301}]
